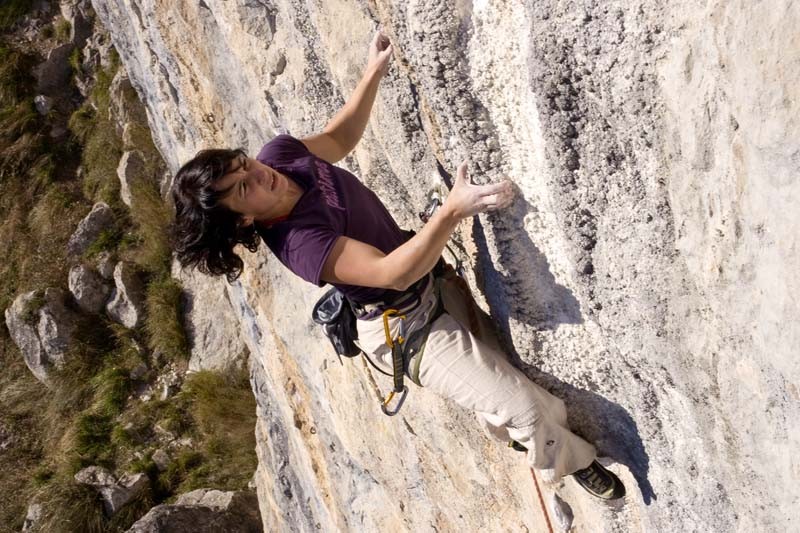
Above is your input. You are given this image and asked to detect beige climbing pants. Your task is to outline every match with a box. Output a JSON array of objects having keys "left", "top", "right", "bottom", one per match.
[{"left": 355, "top": 265, "right": 596, "bottom": 483}]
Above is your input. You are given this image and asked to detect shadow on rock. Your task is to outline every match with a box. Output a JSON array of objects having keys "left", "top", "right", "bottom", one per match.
[
  {"left": 467, "top": 195, "right": 655, "bottom": 504},
  {"left": 525, "top": 365, "right": 656, "bottom": 505},
  {"left": 471, "top": 195, "right": 583, "bottom": 333}
]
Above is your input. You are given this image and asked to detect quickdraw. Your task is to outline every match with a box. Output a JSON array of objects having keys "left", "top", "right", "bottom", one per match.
[{"left": 380, "top": 308, "right": 409, "bottom": 416}]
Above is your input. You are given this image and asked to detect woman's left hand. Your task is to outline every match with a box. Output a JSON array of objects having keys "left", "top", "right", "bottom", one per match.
[{"left": 367, "top": 28, "right": 393, "bottom": 78}]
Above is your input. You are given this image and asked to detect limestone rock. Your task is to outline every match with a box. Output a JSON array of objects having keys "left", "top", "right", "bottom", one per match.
[
  {"left": 34, "top": 95, "right": 53, "bottom": 115},
  {"left": 58, "top": 0, "right": 93, "bottom": 48},
  {"left": 76, "top": 30, "right": 115, "bottom": 97},
  {"left": 75, "top": 466, "right": 149, "bottom": 516},
  {"left": 170, "top": 259, "right": 247, "bottom": 373},
  {"left": 21, "top": 502, "right": 43, "bottom": 532},
  {"left": 109, "top": 70, "right": 148, "bottom": 137},
  {"left": 90, "top": 0, "right": 800, "bottom": 531},
  {"left": 129, "top": 361, "right": 148, "bottom": 380},
  {"left": 4, "top": 288, "right": 79, "bottom": 386},
  {"left": 68, "top": 264, "right": 112, "bottom": 313},
  {"left": 95, "top": 250, "right": 116, "bottom": 279},
  {"left": 156, "top": 366, "right": 182, "bottom": 400},
  {"left": 33, "top": 43, "right": 74, "bottom": 96},
  {"left": 126, "top": 489, "right": 261, "bottom": 533},
  {"left": 66, "top": 202, "right": 115, "bottom": 258},
  {"left": 151, "top": 448, "right": 170, "bottom": 472},
  {"left": 106, "top": 261, "right": 146, "bottom": 328},
  {"left": 116, "top": 150, "right": 147, "bottom": 207}
]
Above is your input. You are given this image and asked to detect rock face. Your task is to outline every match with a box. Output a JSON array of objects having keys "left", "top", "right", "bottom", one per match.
[
  {"left": 126, "top": 489, "right": 261, "bottom": 533},
  {"left": 170, "top": 259, "right": 248, "bottom": 373},
  {"left": 91, "top": 0, "right": 800, "bottom": 532}
]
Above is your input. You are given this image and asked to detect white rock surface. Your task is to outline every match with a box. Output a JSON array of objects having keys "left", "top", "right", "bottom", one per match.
[
  {"left": 91, "top": 0, "right": 800, "bottom": 531},
  {"left": 4, "top": 288, "right": 79, "bottom": 386},
  {"left": 116, "top": 149, "right": 147, "bottom": 207},
  {"left": 68, "top": 263, "right": 112, "bottom": 313},
  {"left": 106, "top": 261, "right": 146, "bottom": 328},
  {"left": 66, "top": 201, "right": 115, "bottom": 258},
  {"left": 170, "top": 258, "right": 248, "bottom": 373},
  {"left": 74, "top": 466, "right": 148, "bottom": 516}
]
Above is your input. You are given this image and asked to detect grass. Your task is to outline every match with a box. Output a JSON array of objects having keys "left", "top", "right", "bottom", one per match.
[
  {"left": 144, "top": 275, "right": 189, "bottom": 361},
  {"left": 19, "top": 289, "right": 45, "bottom": 324},
  {"left": 68, "top": 50, "right": 124, "bottom": 207},
  {"left": 0, "top": 12, "right": 256, "bottom": 531},
  {"left": 0, "top": 0, "right": 34, "bottom": 32},
  {"left": 54, "top": 18, "right": 71, "bottom": 43},
  {"left": 170, "top": 368, "right": 258, "bottom": 494},
  {"left": 129, "top": 179, "right": 173, "bottom": 274},
  {"left": 0, "top": 43, "right": 35, "bottom": 106},
  {"left": 27, "top": 475, "right": 106, "bottom": 533},
  {"left": 69, "top": 47, "right": 82, "bottom": 77}
]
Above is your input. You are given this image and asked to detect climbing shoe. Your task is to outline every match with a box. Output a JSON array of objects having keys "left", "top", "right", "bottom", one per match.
[
  {"left": 508, "top": 440, "right": 528, "bottom": 452},
  {"left": 571, "top": 460, "right": 626, "bottom": 500}
]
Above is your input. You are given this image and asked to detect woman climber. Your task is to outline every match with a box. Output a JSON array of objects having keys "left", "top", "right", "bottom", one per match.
[{"left": 169, "top": 29, "right": 624, "bottom": 501}]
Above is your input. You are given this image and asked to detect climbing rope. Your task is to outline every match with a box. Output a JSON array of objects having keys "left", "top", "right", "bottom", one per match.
[{"left": 530, "top": 467, "right": 555, "bottom": 533}]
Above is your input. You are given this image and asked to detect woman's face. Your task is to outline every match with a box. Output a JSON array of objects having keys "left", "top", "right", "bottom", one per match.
[{"left": 213, "top": 154, "right": 289, "bottom": 225}]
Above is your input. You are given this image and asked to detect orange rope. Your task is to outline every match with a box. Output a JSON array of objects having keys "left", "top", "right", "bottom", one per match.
[{"left": 530, "top": 467, "right": 554, "bottom": 533}]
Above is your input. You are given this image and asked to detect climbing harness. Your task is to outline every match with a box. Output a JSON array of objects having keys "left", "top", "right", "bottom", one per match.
[{"left": 312, "top": 190, "right": 468, "bottom": 416}]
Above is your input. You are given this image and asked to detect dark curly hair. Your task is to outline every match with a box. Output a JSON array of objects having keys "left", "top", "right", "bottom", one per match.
[{"left": 169, "top": 147, "right": 261, "bottom": 282}]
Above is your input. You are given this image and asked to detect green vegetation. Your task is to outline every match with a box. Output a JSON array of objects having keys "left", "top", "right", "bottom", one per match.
[
  {"left": 19, "top": 289, "right": 44, "bottom": 324},
  {"left": 144, "top": 276, "right": 189, "bottom": 361},
  {"left": 69, "top": 47, "right": 83, "bottom": 77},
  {"left": 0, "top": 0, "right": 34, "bottom": 31},
  {"left": 28, "top": 476, "right": 106, "bottom": 533},
  {"left": 0, "top": 8, "right": 257, "bottom": 532},
  {"left": 54, "top": 18, "right": 71, "bottom": 43},
  {"left": 70, "top": 53, "right": 125, "bottom": 207}
]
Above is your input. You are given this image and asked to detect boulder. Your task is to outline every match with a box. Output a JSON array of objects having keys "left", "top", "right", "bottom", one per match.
[
  {"left": 59, "top": 0, "right": 93, "bottom": 48},
  {"left": 95, "top": 250, "right": 116, "bottom": 279},
  {"left": 117, "top": 150, "right": 147, "bottom": 207},
  {"left": 106, "top": 262, "right": 146, "bottom": 328},
  {"left": 109, "top": 70, "right": 148, "bottom": 136},
  {"left": 21, "top": 502, "right": 43, "bottom": 532},
  {"left": 33, "top": 43, "right": 74, "bottom": 96},
  {"left": 68, "top": 264, "right": 112, "bottom": 313},
  {"left": 151, "top": 448, "right": 170, "bottom": 472},
  {"left": 74, "top": 466, "right": 149, "bottom": 516},
  {"left": 34, "top": 95, "right": 53, "bottom": 115},
  {"left": 4, "top": 288, "right": 79, "bottom": 386},
  {"left": 126, "top": 489, "right": 262, "bottom": 533},
  {"left": 156, "top": 366, "right": 182, "bottom": 400},
  {"left": 66, "top": 202, "right": 115, "bottom": 258},
  {"left": 75, "top": 31, "right": 115, "bottom": 98}
]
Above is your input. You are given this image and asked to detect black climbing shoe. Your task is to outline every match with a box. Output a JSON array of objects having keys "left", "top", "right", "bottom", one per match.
[
  {"left": 571, "top": 460, "right": 626, "bottom": 500},
  {"left": 508, "top": 440, "right": 528, "bottom": 452}
]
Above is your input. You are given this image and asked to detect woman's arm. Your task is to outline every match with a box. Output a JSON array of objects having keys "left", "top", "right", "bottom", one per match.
[
  {"left": 301, "top": 31, "right": 393, "bottom": 164},
  {"left": 320, "top": 162, "right": 515, "bottom": 291}
]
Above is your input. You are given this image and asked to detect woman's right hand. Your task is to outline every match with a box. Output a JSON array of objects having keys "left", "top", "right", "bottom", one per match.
[{"left": 442, "top": 160, "right": 515, "bottom": 220}]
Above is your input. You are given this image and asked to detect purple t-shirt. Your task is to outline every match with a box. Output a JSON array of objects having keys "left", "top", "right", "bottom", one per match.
[{"left": 253, "top": 134, "right": 412, "bottom": 304}]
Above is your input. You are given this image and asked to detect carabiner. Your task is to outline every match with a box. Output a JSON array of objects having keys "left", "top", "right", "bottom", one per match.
[
  {"left": 381, "top": 308, "right": 406, "bottom": 347},
  {"left": 381, "top": 385, "right": 409, "bottom": 416}
]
